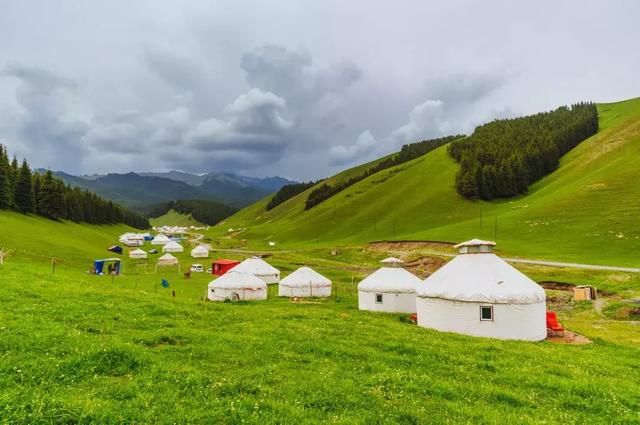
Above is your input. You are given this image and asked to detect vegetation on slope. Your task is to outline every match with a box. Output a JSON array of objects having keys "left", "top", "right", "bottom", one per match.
[
  {"left": 145, "top": 199, "right": 237, "bottom": 225},
  {"left": 0, "top": 146, "right": 149, "bottom": 228},
  {"left": 449, "top": 102, "right": 598, "bottom": 199},
  {"left": 305, "top": 135, "right": 462, "bottom": 210},
  {"left": 214, "top": 98, "right": 640, "bottom": 266},
  {"left": 266, "top": 181, "right": 317, "bottom": 211}
]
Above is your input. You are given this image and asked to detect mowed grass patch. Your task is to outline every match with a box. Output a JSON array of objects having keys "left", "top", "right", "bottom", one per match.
[{"left": 1, "top": 260, "right": 639, "bottom": 423}]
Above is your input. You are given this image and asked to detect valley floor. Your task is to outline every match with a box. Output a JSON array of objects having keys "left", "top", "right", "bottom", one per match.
[{"left": 1, "top": 242, "right": 639, "bottom": 423}]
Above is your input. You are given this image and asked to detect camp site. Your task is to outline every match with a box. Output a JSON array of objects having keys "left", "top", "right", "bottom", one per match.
[{"left": 1, "top": 3, "right": 640, "bottom": 423}]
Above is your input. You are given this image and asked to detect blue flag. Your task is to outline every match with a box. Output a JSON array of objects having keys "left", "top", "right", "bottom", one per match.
[{"left": 161, "top": 278, "right": 169, "bottom": 288}]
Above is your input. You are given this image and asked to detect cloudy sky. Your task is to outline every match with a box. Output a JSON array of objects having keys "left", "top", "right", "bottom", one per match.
[{"left": 0, "top": 1, "right": 638, "bottom": 180}]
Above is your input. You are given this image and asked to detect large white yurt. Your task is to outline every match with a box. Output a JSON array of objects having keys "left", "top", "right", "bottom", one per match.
[
  {"left": 162, "top": 241, "right": 184, "bottom": 253},
  {"left": 232, "top": 256, "right": 280, "bottom": 284},
  {"left": 151, "top": 233, "right": 171, "bottom": 245},
  {"left": 417, "top": 239, "right": 547, "bottom": 341},
  {"left": 191, "top": 245, "right": 209, "bottom": 259},
  {"left": 207, "top": 271, "right": 267, "bottom": 301},
  {"left": 129, "top": 248, "right": 148, "bottom": 259},
  {"left": 279, "top": 266, "right": 332, "bottom": 297},
  {"left": 358, "top": 257, "right": 422, "bottom": 313}
]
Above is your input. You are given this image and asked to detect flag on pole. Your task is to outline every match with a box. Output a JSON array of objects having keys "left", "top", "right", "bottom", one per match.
[{"left": 161, "top": 278, "right": 170, "bottom": 288}]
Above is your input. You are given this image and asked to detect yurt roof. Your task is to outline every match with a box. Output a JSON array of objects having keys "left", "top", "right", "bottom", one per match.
[
  {"left": 208, "top": 271, "right": 266, "bottom": 290},
  {"left": 233, "top": 256, "right": 280, "bottom": 276},
  {"left": 152, "top": 234, "right": 170, "bottom": 241},
  {"left": 280, "top": 266, "right": 331, "bottom": 288},
  {"left": 164, "top": 241, "right": 183, "bottom": 249},
  {"left": 380, "top": 257, "right": 404, "bottom": 265},
  {"left": 454, "top": 239, "right": 496, "bottom": 248},
  {"left": 157, "top": 253, "right": 178, "bottom": 262},
  {"left": 358, "top": 267, "right": 422, "bottom": 293},
  {"left": 130, "top": 248, "right": 147, "bottom": 255},
  {"left": 191, "top": 245, "right": 208, "bottom": 254},
  {"left": 417, "top": 253, "right": 545, "bottom": 304}
]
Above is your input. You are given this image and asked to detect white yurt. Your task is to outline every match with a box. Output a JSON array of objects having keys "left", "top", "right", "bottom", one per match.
[
  {"left": 157, "top": 253, "right": 179, "bottom": 266},
  {"left": 207, "top": 271, "right": 267, "bottom": 301},
  {"left": 129, "top": 248, "right": 148, "bottom": 259},
  {"left": 162, "top": 241, "right": 184, "bottom": 253},
  {"left": 151, "top": 233, "right": 171, "bottom": 245},
  {"left": 357, "top": 257, "right": 422, "bottom": 313},
  {"left": 278, "top": 266, "right": 332, "bottom": 297},
  {"left": 417, "top": 239, "right": 547, "bottom": 341},
  {"left": 232, "top": 256, "right": 280, "bottom": 284},
  {"left": 191, "top": 245, "right": 209, "bottom": 259}
]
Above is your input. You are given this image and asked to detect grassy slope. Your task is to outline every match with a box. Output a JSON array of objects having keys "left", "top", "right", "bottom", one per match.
[
  {"left": 149, "top": 209, "right": 205, "bottom": 228},
  {"left": 1, "top": 258, "right": 639, "bottom": 423},
  {"left": 0, "top": 211, "right": 133, "bottom": 264},
  {"left": 218, "top": 98, "right": 640, "bottom": 266}
]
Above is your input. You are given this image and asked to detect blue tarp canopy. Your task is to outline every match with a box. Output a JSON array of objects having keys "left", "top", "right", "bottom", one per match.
[
  {"left": 108, "top": 245, "right": 123, "bottom": 254},
  {"left": 93, "top": 258, "right": 121, "bottom": 275}
]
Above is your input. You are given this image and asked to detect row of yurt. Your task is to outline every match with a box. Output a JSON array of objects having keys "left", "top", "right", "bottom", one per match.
[
  {"left": 207, "top": 256, "right": 333, "bottom": 302},
  {"left": 356, "top": 240, "right": 547, "bottom": 341}
]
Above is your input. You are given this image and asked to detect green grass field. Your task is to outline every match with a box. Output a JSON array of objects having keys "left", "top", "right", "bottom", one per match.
[
  {"left": 218, "top": 98, "right": 640, "bottom": 266},
  {"left": 1, "top": 210, "right": 640, "bottom": 422},
  {"left": 149, "top": 209, "right": 205, "bottom": 228}
]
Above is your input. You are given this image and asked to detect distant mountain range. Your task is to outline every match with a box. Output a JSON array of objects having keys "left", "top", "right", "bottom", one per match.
[{"left": 48, "top": 170, "right": 296, "bottom": 210}]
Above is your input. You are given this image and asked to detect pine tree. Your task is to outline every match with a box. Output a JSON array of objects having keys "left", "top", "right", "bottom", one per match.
[
  {"left": 0, "top": 145, "right": 10, "bottom": 209},
  {"left": 13, "top": 160, "right": 34, "bottom": 213},
  {"left": 37, "top": 171, "right": 55, "bottom": 218},
  {"left": 32, "top": 173, "right": 41, "bottom": 214}
]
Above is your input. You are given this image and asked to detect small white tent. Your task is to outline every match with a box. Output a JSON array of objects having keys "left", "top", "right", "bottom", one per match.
[
  {"left": 279, "top": 266, "right": 332, "bottom": 297},
  {"left": 162, "top": 241, "right": 184, "bottom": 253},
  {"left": 156, "top": 253, "right": 179, "bottom": 272},
  {"left": 417, "top": 239, "right": 547, "bottom": 341},
  {"left": 191, "top": 245, "right": 209, "bottom": 259},
  {"left": 207, "top": 271, "right": 267, "bottom": 301},
  {"left": 129, "top": 248, "right": 148, "bottom": 259},
  {"left": 151, "top": 233, "right": 171, "bottom": 245},
  {"left": 358, "top": 258, "right": 422, "bottom": 313},
  {"left": 232, "top": 256, "right": 280, "bottom": 283}
]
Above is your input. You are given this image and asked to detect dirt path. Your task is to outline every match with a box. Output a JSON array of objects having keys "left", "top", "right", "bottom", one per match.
[{"left": 203, "top": 243, "right": 640, "bottom": 273}]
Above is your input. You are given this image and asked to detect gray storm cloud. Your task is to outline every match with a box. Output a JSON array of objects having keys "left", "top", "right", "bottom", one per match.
[{"left": 0, "top": 1, "right": 638, "bottom": 178}]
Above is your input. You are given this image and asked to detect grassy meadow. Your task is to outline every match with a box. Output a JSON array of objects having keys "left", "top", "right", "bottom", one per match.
[{"left": 1, "top": 211, "right": 640, "bottom": 423}]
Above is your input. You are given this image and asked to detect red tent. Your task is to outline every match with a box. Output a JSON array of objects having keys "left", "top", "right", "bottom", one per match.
[{"left": 212, "top": 259, "right": 240, "bottom": 276}]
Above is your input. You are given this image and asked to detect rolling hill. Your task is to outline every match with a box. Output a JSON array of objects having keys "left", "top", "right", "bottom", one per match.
[
  {"left": 217, "top": 97, "right": 640, "bottom": 266},
  {"left": 54, "top": 171, "right": 296, "bottom": 210}
]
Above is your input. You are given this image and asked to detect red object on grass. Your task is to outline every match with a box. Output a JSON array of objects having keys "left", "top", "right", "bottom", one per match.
[
  {"left": 212, "top": 259, "right": 240, "bottom": 276},
  {"left": 546, "top": 311, "right": 564, "bottom": 335}
]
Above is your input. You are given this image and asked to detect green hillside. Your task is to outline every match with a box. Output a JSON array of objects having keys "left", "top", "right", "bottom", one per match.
[
  {"left": 149, "top": 209, "right": 205, "bottom": 227},
  {"left": 217, "top": 98, "right": 640, "bottom": 266}
]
